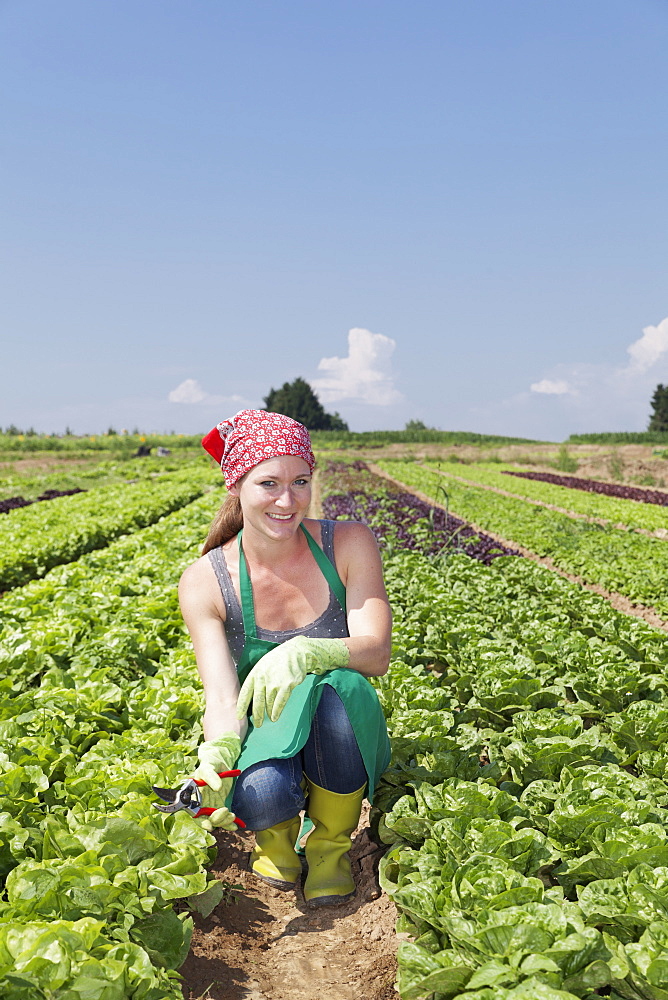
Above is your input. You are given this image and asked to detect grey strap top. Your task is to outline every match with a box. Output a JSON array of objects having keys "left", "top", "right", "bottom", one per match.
[{"left": 208, "top": 519, "right": 349, "bottom": 665}]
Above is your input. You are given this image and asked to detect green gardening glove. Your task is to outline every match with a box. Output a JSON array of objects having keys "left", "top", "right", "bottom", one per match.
[
  {"left": 192, "top": 733, "right": 241, "bottom": 790},
  {"left": 236, "top": 636, "right": 350, "bottom": 729},
  {"left": 191, "top": 733, "right": 242, "bottom": 832},
  {"left": 196, "top": 785, "right": 239, "bottom": 832}
]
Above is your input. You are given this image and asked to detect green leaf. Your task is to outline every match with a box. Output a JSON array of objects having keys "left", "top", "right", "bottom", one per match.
[
  {"left": 187, "top": 880, "right": 226, "bottom": 918},
  {"left": 395, "top": 942, "right": 473, "bottom": 1000},
  {"left": 130, "top": 910, "right": 192, "bottom": 969}
]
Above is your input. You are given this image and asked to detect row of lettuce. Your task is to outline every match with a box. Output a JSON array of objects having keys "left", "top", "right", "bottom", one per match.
[
  {"left": 377, "top": 460, "right": 668, "bottom": 619},
  {"left": 0, "top": 492, "right": 231, "bottom": 999},
  {"left": 0, "top": 463, "right": 220, "bottom": 591},
  {"left": 320, "top": 463, "right": 668, "bottom": 1000},
  {"left": 501, "top": 469, "right": 668, "bottom": 510},
  {"left": 0, "top": 453, "right": 205, "bottom": 503},
  {"left": 321, "top": 462, "right": 519, "bottom": 564},
  {"left": 413, "top": 460, "right": 668, "bottom": 535}
]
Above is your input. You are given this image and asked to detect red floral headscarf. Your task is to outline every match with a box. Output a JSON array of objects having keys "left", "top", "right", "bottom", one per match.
[{"left": 202, "top": 409, "right": 316, "bottom": 488}]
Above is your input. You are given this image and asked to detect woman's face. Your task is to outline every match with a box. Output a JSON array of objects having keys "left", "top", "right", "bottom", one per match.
[{"left": 230, "top": 455, "right": 312, "bottom": 539}]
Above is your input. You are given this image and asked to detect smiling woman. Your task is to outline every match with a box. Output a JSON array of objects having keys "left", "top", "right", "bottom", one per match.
[
  {"left": 200, "top": 456, "right": 313, "bottom": 554},
  {"left": 176, "top": 409, "right": 391, "bottom": 909},
  {"left": 230, "top": 455, "right": 313, "bottom": 543}
]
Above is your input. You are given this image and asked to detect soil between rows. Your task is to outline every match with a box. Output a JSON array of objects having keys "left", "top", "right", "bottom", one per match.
[{"left": 181, "top": 806, "right": 398, "bottom": 1000}]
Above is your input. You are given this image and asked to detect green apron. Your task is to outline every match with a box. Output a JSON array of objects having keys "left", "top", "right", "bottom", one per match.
[{"left": 232, "top": 523, "right": 390, "bottom": 802}]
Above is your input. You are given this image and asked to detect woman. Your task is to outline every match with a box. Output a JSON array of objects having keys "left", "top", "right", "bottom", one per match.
[{"left": 178, "top": 409, "right": 391, "bottom": 908}]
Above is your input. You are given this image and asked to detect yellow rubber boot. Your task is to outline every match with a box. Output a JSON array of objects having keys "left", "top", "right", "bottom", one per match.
[
  {"left": 250, "top": 816, "right": 302, "bottom": 891},
  {"left": 303, "top": 779, "right": 365, "bottom": 907}
]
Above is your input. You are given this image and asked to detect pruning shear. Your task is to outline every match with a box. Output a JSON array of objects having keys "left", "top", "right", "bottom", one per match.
[{"left": 152, "top": 770, "right": 246, "bottom": 828}]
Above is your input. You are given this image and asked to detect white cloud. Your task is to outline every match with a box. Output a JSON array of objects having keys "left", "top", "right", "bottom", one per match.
[
  {"left": 530, "top": 379, "right": 573, "bottom": 395},
  {"left": 168, "top": 378, "right": 207, "bottom": 404},
  {"left": 311, "top": 327, "right": 403, "bottom": 406},
  {"left": 528, "top": 316, "right": 668, "bottom": 402},
  {"left": 168, "top": 379, "right": 249, "bottom": 408},
  {"left": 515, "top": 315, "right": 668, "bottom": 436},
  {"left": 626, "top": 317, "right": 668, "bottom": 373}
]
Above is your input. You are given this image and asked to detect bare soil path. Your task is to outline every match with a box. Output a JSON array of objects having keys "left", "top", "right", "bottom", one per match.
[{"left": 181, "top": 807, "right": 398, "bottom": 1000}]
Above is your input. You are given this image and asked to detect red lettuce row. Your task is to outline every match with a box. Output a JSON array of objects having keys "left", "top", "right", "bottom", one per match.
[
  {"left": 503, "top": 469, "right": 668, "bottom": 507},
  {"left": 0, "top": 488, "right": 85, "bottom": 514},
  {"left": 321, "top": 461, "right": 520, "bottom": 564}
]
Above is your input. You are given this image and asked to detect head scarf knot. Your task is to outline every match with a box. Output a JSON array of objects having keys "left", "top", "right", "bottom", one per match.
[{"left": 202, "top": 409, "right": 315, "bottom": 488}]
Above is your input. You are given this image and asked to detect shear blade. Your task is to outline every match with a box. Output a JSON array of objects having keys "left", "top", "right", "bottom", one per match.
[
  {"left": 153, "top": 800, "right": 177, "bottom": 813},
  {"left": 152, "top": 785, "right": 179, "bottom": 803}
]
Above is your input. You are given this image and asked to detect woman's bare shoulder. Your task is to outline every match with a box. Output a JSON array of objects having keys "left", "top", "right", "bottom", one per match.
[
  {"left": 330, "top": 518, "right": 378, "bottom": 545},
  {"left": 178, "top": 553, "right": 226, "bottom": 621},
  {"left": 329, "top": 519, "right": 381, "bottom": 572},
  {"left": 180, "top": 536, "right": 237, "bottom": 584},
  {"left": 179, "top": 552, "right": 213, "bottom": 589}
]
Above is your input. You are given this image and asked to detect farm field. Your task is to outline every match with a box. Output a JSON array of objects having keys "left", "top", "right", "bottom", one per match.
[
  {"left": 3, "top": 441, "right": 668, "bottom": 999},
  {"left": 377, "top": 460, "right": 668, "bottom": 621},
  {"left": 417, "top": 461, "right": 668, "bottom": 534}
]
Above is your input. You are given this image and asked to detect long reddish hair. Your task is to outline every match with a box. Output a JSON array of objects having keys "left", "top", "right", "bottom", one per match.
[{"left": 202, "top": 495, "right": 243, "bottom": 554}]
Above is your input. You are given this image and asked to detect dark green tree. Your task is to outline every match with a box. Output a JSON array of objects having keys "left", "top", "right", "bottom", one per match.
[
  {"left": 648, "top": 384, "right": 668, "bottom": 432},
  {"left": 263, "top": 377, "right": 349, "bottom": 431}
]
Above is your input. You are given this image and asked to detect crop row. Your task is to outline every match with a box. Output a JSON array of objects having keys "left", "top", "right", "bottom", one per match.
[
  {"left": 0, "top": 492, "right": 228, "bottom": 998},
  {"left": 0, "top": 467, "right": 220, "bottom": 591},
  {"left": 320, "top": 462, "right": 519, "bottom": 563},
  {"left": 378, "top": 460, "right": 668, "bottom": 618},
  {"left": 377, "top": 549, "right": 668, "bottom": 1000},
  {"left": 0, "top": 433, "right": 202, "bottom": 455},
  {"left": 0, "top": 452, "right": 213, "bottom": 508},
  {"left": 322, "top": 463, "right": 668, "bottom": 998},
  {"left": 501, "top": 469, "right": 668, "bottom": 508},
  {"left": 419, "top": 460, "right": 668, "bottom": 535},
  {"left": 0, "top": 488, "right": 86, "bottom": 515}
]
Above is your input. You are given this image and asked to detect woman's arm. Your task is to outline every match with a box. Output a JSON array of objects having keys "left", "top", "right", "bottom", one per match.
[
  {"left": 334, "top": 521, "right": 392, "bottom": 677},
  {"left": 178, "top": 560, "right": 248, "bottom": 742}
]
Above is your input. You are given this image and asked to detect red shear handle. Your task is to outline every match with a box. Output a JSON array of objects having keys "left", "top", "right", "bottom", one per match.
[
  {"left": 192, "top": 769, "right": 241, "bottom": 786},
  {"left": 194, "top": 770, "right": 246, "bottom": 827}
]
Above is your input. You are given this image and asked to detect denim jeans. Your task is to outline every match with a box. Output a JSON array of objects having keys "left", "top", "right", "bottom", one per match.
[{"left": 231, "top": 685, "right": 367, "bottom": 830}]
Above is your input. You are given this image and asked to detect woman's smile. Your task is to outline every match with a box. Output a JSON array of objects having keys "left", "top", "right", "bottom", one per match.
[{"left": 230, "top": 455, "right": 313, "bottom": 539}]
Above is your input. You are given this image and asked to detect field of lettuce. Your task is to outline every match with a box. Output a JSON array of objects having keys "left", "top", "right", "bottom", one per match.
[
  {"left": 3, "top": 449, "right": 668, "bottom": 998},
  {"left": 417, "top": 461, "right": 668, "bottom": 533},
  {"left": 321, "top": 461, "right": 668, "bottom": 1000},
  {"left": 378, "top": 460, "right": 668, "bottom": 618}
]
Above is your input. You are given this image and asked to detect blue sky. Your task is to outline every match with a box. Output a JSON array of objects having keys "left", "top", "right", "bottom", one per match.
[{"left": 2, "top": 0, "right": 667, "bottom": 441}]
